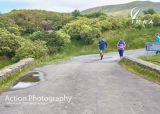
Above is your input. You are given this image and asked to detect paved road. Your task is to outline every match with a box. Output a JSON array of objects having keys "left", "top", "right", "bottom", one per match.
[{"left": 0, "top": 49, "right": 160, "bottom": 114}]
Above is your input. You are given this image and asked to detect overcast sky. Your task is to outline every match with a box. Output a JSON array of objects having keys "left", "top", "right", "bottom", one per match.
[{"left": 0, "top": 0, "right": 159, "bottom": 13}]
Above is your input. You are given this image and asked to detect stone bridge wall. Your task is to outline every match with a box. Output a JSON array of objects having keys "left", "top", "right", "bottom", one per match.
[
  {"left": 0, "top": 58, "right": 34, "bottom": 78},
  {"left": 123, "top": 57, "right": 160, "bottom": 74}
]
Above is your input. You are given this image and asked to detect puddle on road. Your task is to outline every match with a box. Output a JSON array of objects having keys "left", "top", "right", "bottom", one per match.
[{"left": 10, "top": 71, "right": 45, "bottom": 90}]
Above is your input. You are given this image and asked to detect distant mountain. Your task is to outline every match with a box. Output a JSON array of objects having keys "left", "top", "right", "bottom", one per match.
[{"left": 82, "top": 1, "right": 160, "bottom": 16}]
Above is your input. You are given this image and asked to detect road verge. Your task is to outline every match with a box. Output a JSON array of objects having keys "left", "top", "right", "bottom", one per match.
[{"left": 119, "top": 57, "right": 160, "bottom": 84}]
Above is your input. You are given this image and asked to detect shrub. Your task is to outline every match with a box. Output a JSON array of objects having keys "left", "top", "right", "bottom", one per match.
[
  {"left": 7, "top": 26, "right": 21, "bottom": 36},
  {"left": 14, "top": 39, "right": 48, "bottom": 61},
  {"left": 84, "top": 12, "right": 107, "bottom": 18},
  {"left": 153, "top": 15, "right": 160, "bottom": 26},
  {"left": 140, "top": 14, "right": 153, "bottom": 20},
  {"left": 21, "top": 22, "right": 41, "bottom": 34},
  {"left": 109, "top": 18, "right": 124, "bottom": 30},
  {"left": 140, "top": 14, "right": 160, "bottom": 27},
  {"left": 133, "top": 24, "right": 145, "bottom": 30},
  {"left": 123, "top": 18, "right": 132, "bottom": 28},
  {"left": 56, "top": 30, "right": 71, "bottom": 45},
  {"left": 31, "top": 31, "right": 70, "bottom": 53},
  {"left": 0, "top": 28, "right": 48, "bottom": 60},
  {"left": 143, "top": 9, "right": 156, "bottom": 15},
  {"left": 63, "top": 18, "right": 90, "bottom": 39},
  {"left": 0, "top": 16, "right": 21, "bottom": 35},
  {"left": 63, "top": 18, "right": 102, "bottom": 43},
  {"left": 0, "top": 29, "right": 20, "bottom": 57},
  {"left": 96, "top": 20, "right": 112, "bottom": 32},
  {"left": 80, "top": 25, "right": 101, "bottom": 44}
]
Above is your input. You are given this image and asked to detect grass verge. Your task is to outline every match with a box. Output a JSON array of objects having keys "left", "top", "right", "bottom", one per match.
[
  {"left": 140, "top": 55, "right": 160, "bottom": 66},
  {"left": 119, "top": 58, "right": 160, "bottom": 85},
  {"left": 0, "top": 57, "right": 15, "bottom": 69}
]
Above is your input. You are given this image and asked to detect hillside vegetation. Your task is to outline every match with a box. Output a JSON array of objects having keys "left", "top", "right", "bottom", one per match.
[
  {"left": 0, "top": 8, "right": 160, "bottom": 63},
  {"left": 82, "top": 1, "right": 160, "bottom": 16}
]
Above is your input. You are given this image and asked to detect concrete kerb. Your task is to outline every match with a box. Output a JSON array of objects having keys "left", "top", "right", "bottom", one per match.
[
  {"left": 0, "top": 58, "right": 34, "bottom": 78},
  {"left": 123, "top": 56, "right": 160, "bottom": 74}
]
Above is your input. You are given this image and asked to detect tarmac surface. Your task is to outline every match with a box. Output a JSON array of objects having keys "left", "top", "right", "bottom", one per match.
[{"left": 0, "top": 49, "right": 160, "bottom": 114}]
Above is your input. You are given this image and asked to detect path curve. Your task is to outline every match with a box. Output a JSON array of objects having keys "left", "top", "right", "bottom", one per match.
[{"left": 0, "top": 49, "right": 160, "bottom": 114}]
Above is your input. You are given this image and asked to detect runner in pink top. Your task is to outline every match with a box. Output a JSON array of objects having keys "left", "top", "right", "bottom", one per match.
[{"left": 117, "top": 39, "right": 126, "bottom": 58}]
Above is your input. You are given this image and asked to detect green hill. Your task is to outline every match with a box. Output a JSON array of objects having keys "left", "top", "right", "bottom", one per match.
[
  {"left": 82, "top": 1, "right": 160, "bottom": 16},
  {"left": 5, "top": 10, "right": 71, "bottom": 29}
]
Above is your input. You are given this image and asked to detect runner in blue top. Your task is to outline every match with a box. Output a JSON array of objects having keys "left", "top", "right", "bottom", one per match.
[
  {"left": 98, "top": 38, "right": 108, "bottom": 60},
  {"left": 155, "top": 33, "right": 160, "bottom": 55}
]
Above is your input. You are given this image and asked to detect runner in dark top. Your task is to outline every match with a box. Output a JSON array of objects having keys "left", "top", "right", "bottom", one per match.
[{"left": 98, "top": 39, "right": 108, "bottom": 60}]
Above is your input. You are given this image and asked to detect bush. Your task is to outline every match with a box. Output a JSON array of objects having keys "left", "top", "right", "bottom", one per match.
[
  {"left": 133, "top": 24, "right": 145, "bottom": 30},
  {"left": 109, "top": 18, "right": 124, "bottom": 30},
  {"left": 143, "top": 9, "right": 156, "bottom": 15},
  {"left": 63, "top": 18, "right": 90, "bottom": 39},
  {"left": 21, "top": 22, "right": 41, "bottom": 34},
  {"left": 140, "top": 14, "right": 153, "bottom": 20},
  {"left": 0, "top": 16, "right": 21, "bottom": 35},
  {"left": 14, "top": 39, "right": 48, "bottom": 61},
  {"left": 7, "top": 27, "right": 21, "bottom": 36},
  {"left": 31, "top": 31, "right": 70, "bottom": 53},
  {"left": 63, "top": 18, "right": 102, "bottom": 43},
  {"left": 80, "top": 25, "right": 101, "bottom": 44},
  {"left": 140, "top": 14, "right": 160, "bottom": 27},
  {"left": 0, "top": 29, "right": 20, "bottom": 57},
  {"left": 56, "top": 30, "right": 71, "bottom": 45},
  {"left": 123, "top": 18, "right": 132, "bottom": 28},
  {"left": 0, "top": 28, "right": 48, "bottom": 60},
  {"left": 100, "top": 20, "right": 112, "bottom": 32},
  {"left": 153, "top": 15, "right": 160, "bottom": 26},
  {"left": 84, "top": 12, "right": 107, "bottom": 18}
]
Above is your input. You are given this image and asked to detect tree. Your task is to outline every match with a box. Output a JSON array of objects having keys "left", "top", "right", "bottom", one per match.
[
  {"left": 72, "top": 9, "right": 81, "bottom": 17},
  {"left": 143, "top": 9, "right": 156, "bottom": 15}
]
